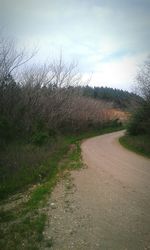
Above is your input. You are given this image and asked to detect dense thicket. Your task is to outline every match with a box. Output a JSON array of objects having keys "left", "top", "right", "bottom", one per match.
[
  {"left": 0, "top": 37, "right": 121, "bottom": 147},
  {"left": 77, "top": 85, "right": 142, "bottom": 109}
]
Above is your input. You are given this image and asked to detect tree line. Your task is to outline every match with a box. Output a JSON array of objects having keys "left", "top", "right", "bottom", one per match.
[{"left": 76, "top": 85, "right": 142, "bottom": 109}]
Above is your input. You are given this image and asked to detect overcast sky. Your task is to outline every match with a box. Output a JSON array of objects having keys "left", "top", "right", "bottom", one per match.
[{"left": 0, "top": 0, "right": 150, "bottom": 90}]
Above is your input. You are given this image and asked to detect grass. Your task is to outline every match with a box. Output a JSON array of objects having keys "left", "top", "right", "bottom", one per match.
[
  {"left": 0, "top": 136, "right": 69, "bottom": 200},
  {"left": 25, "top": 137, "right": 84, "bottom": 211},
  {"left": 0, "top": 213, "right": 46, "bottom": 250},
  {"left": 0, "top": 125, "right": 123, "bottom": 250},
  {"left": 119, "top": 134, "right": 150, "bottom": 158},
  {"left": 0, "top": 125, "right": 123, "bottom": 201}
]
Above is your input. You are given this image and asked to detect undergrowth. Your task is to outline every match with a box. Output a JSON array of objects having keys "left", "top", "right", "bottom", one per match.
[{"left": 0, "top": 125, "right": 123, "bottom": 250}]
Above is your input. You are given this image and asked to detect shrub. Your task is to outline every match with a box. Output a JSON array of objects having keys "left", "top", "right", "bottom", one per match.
[{"left": 127, "top": 102, "right": 150, "bottom": 136}]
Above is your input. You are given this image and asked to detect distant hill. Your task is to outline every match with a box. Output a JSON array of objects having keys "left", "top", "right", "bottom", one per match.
[{"left": 78, "top": 85, "right": 142, "bottom": 110}]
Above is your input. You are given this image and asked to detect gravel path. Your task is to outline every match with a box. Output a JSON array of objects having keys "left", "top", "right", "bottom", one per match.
[{"left": 43, "top": 131, "right": 150, "bottom": 250}]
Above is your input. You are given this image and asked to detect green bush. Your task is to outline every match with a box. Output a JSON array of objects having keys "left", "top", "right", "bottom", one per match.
[{"left": 127, "top": 102, "right": 150, "bottom": 136}]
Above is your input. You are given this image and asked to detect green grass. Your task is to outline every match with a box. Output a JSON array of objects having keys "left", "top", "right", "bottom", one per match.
[
  {"left": 0, "top": 125, "right": 123, "bottom": 250},
  {"left": 0, "top": 213, "right": 46, "bottom": 250},
  {"left": 119, "top": 134, "right": 150, "bottom": 158},
  {"left": 25, "top": 139, "right": 83, "bottom": 211},
  {"left": 0, "top": 136, "right": 69, "bottom": 200}
]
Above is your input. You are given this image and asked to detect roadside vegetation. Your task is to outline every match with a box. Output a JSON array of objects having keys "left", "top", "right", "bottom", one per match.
[
  {"left": 0, "top": 126, "right": 123, "bottom": 250},
  {"left": 120, "top": 58, "right": 150, "bottom": 158},
  {"left": 0, "top": 32, "right": 125, "bottom": 199},
  {"left": 119, "top": 135, "right": 150, "bottom": 158},
  {"left": 0, "top": 32, "right": 127, "bottom": 249}
]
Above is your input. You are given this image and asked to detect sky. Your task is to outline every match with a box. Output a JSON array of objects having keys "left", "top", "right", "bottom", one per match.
[{"left": 0, "top": 0, "right": 150, "bottom": 91}]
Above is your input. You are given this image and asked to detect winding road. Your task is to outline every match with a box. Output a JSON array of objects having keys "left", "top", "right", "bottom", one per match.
[{"left": 44, "top": 130, "right": 150, "bottom": 250}]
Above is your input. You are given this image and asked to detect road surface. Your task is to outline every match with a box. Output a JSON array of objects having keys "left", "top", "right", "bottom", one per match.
[{"left": 44, "top": 130, "right": 150, "bottom": 250}]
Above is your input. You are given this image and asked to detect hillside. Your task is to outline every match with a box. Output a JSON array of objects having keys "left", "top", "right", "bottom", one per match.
[{"left": 78, "top": 85, "right": 142, "bottom": 110}]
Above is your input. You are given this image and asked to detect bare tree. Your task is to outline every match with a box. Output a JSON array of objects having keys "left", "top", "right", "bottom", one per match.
[
  {"left": 0, "top": 32, "right": 117, "bottom": 140},
  {"left": 136, "top": 57, "right": 150, "bottom": 102},
  {"left": 127, "top": 57, "right": 150, "bottom": 136},
  {"left": 0, "top": 39, "right": 36, "bottom": 80},
  {"left": 0, "top": 33, "right": 37, "bottom": 138}
]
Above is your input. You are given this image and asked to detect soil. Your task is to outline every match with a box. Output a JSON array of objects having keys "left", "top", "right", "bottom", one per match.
[{"left": 43, "top": 131, "right": 150, "bottom": 250}]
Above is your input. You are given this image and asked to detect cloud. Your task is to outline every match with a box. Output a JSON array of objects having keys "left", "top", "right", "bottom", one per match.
[
  {"left": 0, "top": 0, "right": 149, "bottom": 90},
  {"left": 83, "top": 52, "right": 148, "bottom": 90}
]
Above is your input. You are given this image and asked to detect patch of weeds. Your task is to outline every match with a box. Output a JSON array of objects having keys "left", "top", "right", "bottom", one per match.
[
  {"left": 67, "top": 142, "right": 83, "bottom": 170},
  {"left": 25, "top": 182, "right": 55, "bottom": 211},
  {"left": 0, "top": 212, "right": 46, "bottom": 250}
]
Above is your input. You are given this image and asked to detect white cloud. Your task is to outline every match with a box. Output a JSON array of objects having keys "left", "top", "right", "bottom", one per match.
[{"left": 82, "top": 53, "right": 148, "bottom": 90}]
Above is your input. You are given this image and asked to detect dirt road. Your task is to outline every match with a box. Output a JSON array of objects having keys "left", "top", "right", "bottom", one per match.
[{"left": 44, "top": 131, "right": 150, "bottom": 250}]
